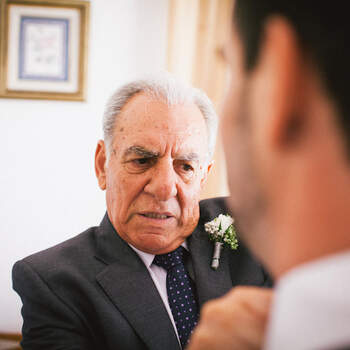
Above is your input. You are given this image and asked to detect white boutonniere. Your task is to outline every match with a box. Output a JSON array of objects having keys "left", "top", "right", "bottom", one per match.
[{"left": 204, "top": 214, "right": 238, "bottom": 270}]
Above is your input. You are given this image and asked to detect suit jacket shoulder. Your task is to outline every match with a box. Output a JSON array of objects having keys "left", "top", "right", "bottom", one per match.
[{"left": 13, "top": 216, "right": 181, "bottom": 350}]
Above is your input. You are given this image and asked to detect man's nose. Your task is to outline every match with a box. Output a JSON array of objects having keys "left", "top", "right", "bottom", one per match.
[{"left": 144, "top": 160, "right": 177, "bottom": 201}]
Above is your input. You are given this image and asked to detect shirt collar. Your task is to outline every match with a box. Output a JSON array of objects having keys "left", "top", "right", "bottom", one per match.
[{"left": 129, "top": 241, "right": 189, "bottom": 268}]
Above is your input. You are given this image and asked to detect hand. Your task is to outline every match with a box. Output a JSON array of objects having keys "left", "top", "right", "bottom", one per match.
[{"left": 187, "top": 286, "right": 273, "bottom": 350}]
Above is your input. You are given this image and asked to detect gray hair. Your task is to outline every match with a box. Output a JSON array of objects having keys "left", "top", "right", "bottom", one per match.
[{"left": 103, "top": 73, "right": 218, "bottom": 161}]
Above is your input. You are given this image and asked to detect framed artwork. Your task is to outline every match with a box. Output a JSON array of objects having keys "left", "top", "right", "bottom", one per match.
[{"left": 0, "top": 0, "right": 89, "bottom": 101}]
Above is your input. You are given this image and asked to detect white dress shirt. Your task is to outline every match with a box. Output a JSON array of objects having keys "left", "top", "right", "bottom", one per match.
[
  {"left": 129, "top": 242, "right": 189, "bottom": 343},
  {"left": 264, "top": 250, "right": 350, "bottom": 350}
]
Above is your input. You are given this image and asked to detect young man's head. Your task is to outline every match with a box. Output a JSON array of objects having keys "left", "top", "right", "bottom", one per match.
[{"left": 222, "top": 0, "right": 350, "bottom": 278}]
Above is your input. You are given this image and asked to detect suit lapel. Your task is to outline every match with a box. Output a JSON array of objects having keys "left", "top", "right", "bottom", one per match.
[
  {"left": 188, "top": 225, "right": 233, "bottom": 307},
  {"left": 95, "top": 214, "right": 180, "bottom": 350}
]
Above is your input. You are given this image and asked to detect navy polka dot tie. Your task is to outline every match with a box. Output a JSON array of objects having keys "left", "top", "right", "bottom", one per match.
[{"left": 153, "top": 246, "right": 199, "bottom": 348}]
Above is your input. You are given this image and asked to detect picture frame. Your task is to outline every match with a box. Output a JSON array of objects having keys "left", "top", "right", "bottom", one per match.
[{"left": 0, "top": 0, "right": 89, "bottom": 101}]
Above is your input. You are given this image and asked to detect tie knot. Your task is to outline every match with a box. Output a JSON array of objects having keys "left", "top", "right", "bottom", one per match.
[{"left": 153, "top": 246, "right": 186, "bottom": 271}]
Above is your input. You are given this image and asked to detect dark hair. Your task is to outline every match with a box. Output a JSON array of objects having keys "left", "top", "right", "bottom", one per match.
[{"left": 234, "top": 0, "right": 350, "bottom": 153}]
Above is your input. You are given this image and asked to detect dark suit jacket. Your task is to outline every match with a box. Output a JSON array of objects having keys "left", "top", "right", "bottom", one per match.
[{"left": 13, "top": 197, "right": 271, "bottom": 350}]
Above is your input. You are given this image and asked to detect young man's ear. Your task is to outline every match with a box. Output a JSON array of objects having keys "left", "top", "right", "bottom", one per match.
[
  {"left": 95, "top": 140, "right": 107, "bottom": 190},
  {"left": 250, "top": 16, "right": 305, "bottom": 151}
]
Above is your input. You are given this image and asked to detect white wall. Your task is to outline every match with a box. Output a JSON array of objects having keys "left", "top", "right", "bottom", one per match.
[{"left": 0, "top": 0, "right": 169, "bottom": 332}]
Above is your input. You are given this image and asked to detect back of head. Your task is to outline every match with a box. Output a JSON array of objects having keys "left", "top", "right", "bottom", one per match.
[
  {"left": 234, "top": 0, "right": 350, "bottom": 156},
  {"left": 222, "top": 0, "right": 350, "bottom": 278}
]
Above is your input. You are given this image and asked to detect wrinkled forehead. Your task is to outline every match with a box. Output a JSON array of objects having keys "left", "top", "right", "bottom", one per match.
[
  {"left": 116, "top": 93, "right": 205, "bottom": 128},
  {"left": 113, "top": 93, "right": 209, "bottom": 156}
]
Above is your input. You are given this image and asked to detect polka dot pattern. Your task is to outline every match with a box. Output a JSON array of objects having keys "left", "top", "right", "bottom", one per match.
[{"left": 154, "top": 247, "right": 199, "bottom": 348}]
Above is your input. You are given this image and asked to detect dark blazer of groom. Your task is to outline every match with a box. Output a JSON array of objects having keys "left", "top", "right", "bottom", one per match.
[{"left": 13, "top": 197, "right": 271, "bottom": 350}]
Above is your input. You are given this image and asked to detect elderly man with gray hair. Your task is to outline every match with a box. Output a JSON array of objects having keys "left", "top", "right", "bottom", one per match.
[{"left": 13, "top": 73, "right": 271, "bottom": 350}]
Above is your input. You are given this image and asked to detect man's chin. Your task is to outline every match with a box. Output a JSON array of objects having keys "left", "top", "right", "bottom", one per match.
[
  {"left": 133, "top": 234, "right": 185, "bottom": 255},
  {"left": 225, "top": 195, "right": 253, "bottom": 240},
  {"left": 225, "top": 194, "right": 243, "bottom": 221}
]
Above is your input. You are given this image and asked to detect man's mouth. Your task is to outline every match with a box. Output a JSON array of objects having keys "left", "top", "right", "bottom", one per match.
[{"left": 139, "top": 212, "right": 173, "bottom": 219}]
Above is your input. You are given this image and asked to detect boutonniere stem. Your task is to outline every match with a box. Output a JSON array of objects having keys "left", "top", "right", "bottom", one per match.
[
  {"left": 205, "top": 214, "right": 238, "bottom": 270},
  {"left": 211, "top": 242, "right": 223, "bottom": 270}
]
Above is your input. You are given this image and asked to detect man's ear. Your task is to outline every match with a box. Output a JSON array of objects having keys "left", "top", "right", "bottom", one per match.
[
  {"left": 250, "top": 16, "right": 305, "bottom": 152},
  {"left": 95, "top": 140, "right": 107, "bottom": 190},
  {"left": 200, "top": 161, "right": 214, "bottom": 188}
]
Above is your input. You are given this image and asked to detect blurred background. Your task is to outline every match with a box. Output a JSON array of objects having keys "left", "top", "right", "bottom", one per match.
[{"left": 0, "top": 0, "right": 233, "bottom": 336}]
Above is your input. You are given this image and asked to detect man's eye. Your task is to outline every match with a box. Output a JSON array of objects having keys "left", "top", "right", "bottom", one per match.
[
  {"left": 182, "top": 163, "right": 194, "bottom": 172},
  {"left": 134, "top": 158, "right": 150, "bottom": 165},
  {"left": 131, "top": 157, "right": 157, "bottom": 168},
  {"left": 125, "top": 157, "right": 155, "bottom": 173}
]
